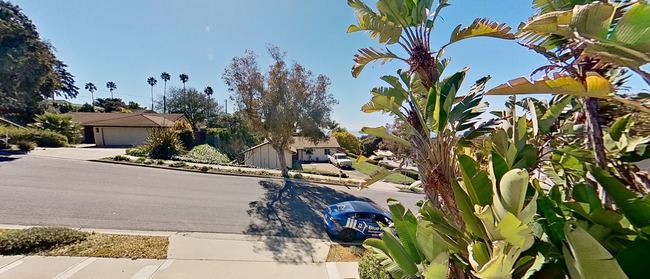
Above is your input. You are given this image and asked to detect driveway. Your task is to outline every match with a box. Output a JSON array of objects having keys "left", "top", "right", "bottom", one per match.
[
  {"left": 29, "top": 146, "right": 126, "bottom": 160},
  {"left": 300, "top": 162, "right": 369, "bottom": 181}
]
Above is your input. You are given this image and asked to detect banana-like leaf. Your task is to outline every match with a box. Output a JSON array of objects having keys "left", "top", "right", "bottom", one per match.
[
  {"left": 468, "top": 241, "right": 491, "bottom": 273},
  {"left": 387, "top": 198, "right": 426, "bottom": 264},
  {"left": 588, "top": 165, "right": 650, "bottom": 230},
  {"left": 537, "top": 95, "right": 573, "bottom": 136},
  {"left": 427, "top": 69, "right": 468, "bottom": 132},
  {"left": 452, "top": 180, "right": 489, "bottom": 240},
  {"left": 485, "top": 72, "right": 614, "bottom": 98},
  {"left": 564, "top": 224, "right": 629, "bottom": 279},
  {"left": 531, "top": 0, "right": 594, "bottom": 14},
  {"left": 347, "top": 0, "right": 402, "bottom": 44},
  {"left": 379, "top": 221, "right": 420, "bottom": 276},
  {"left": 353, "top": 47, "right": 402, "bottom": 78},
  {"left": 493, "top": 212, "right": 535, "bottom": 251},
  {"left": 458, "top": 155, "right": 493, "bottom": 206},
  {"left": 494, "top": 169, "right": 530, "bottom": 221},
  {"left": 360, "top": 167, "right": 392, "bottom": 189},
  {"left": 416, "top": 220, "right": 447, "bottom": 263},
  {"left": 446, "top": 18, "right": 515, "bottom": 48},
  {"left": 608, "top": 114, "right": 631, "bottom": 142},
  {"left": 471, "top": 240, "right": 520, "bottom": 279},
  {"left": 364, "top": 237, "right": 391, "bottom": 257},
  {"left": 422, "top": 251, "right": 450, "bottom": 279},
  {"left": 361, "top": 126, "right": 411, "bottom": 147}
]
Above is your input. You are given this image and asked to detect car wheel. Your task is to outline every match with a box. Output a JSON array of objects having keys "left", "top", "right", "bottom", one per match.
[{"left": 339, "top": 229, "right": 356, "bottom": 242}]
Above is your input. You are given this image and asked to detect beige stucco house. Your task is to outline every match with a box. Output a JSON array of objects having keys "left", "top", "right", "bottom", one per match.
[
  {"left": 67, "top": 112, "right": 186, "bottom": 147},
  {"left": 243, "top": 136, "right": 341, "bottom": 169}
]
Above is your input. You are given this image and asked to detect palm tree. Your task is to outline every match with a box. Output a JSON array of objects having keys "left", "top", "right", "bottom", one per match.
[
  {"left": 179, "top": 73, "right": 189, "bottom": 92},
  {"left": 84, "top": 82, "right": 97, "bottom": 105},
  {"left": 106, "top": 81, "right": 117, "bottom": 98},
  {"left": 147, "top": 77, "right": 157, "bottom": 111},
  {"left": 160, "top": 72, "right": 170, "bottom": 113},
  {"left": 203, "top": 86, "right": 213, "bottom": 98}
]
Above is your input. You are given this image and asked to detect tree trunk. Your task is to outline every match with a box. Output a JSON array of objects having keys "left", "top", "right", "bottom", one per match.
[
  {"left": 584, "top": 97, "right": 612, "bottom": 208},
  {"left": 163, "top": 82, "right": 167, "bottom": 113},
  {"left": 275, "top": 146, "right": 289, "bottom": 177}
]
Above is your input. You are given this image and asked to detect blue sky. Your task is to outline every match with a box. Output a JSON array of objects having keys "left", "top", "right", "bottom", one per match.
[{"left": 14, "top": 0, "right": 647, "bottom": 134}]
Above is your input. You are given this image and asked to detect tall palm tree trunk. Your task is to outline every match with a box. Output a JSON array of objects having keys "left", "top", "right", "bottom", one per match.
[
  {"left": 163, "top": 81, "right": 167, "bottom": 113},
  {"left": 151, "top": 86, "right": 154, "bottom": 112}
]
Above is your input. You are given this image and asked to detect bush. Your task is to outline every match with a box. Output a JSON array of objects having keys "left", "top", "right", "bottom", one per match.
[
  {"left": 16, "top": 140, "right": 36, "bottom": 151},
  {"left": 136, "top": 157, "right": 146, "bottom": 163},
  {"left": 172, "top": 121, "right": 194, "bottom": 150},
  {"left": 112, "top": 155, "right": 131, "bottom": 162},
  {"left": 126, "top": 146, "right": 147, "bottom": 157},
  {"left": 293, "top": 173, "right": 304, "bottom": 179},
  {"left": 0, "top": 126, "right": 68, "bottom": 147},
  {"left": 358, "top": 253, "right": 392, "bottom": 279},
  {"left": 144, "top": 128, "right": 186, "bottom": 159},
  {"left": 169, "top": 161, "right": 187, "bottom": 168},
  {"left": 199, "top": 166, "right": 211, "bottom": 172},
  {"left": 156, "top": 159, "right": 165, "bottom": 165},
  {"left": 176, "top": 144, "right": 229, "bottom": 164},
  {"left": 0, "top": 227, "right": 89, "bottom": 255},
  {"left": 29, "top": 112, "right": 82, "bottom": 144}
]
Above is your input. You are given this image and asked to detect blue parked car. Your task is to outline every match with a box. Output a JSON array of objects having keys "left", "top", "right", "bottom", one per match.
[{"left": 324, "top": 200, "right": 393, "bottom": 242}]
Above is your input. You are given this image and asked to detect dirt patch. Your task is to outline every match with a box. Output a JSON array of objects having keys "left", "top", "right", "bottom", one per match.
[{"left": 326, "top": 244, "right": 365, "bottom": 262}]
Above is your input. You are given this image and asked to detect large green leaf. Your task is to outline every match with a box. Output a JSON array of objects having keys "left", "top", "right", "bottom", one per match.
[
  {"left": 588, "top": 166, "right": 650, "bottom": 229},
  {"left": 347, "top": 0, "right": 402, "bottom": 44},
  {"left": 564, "top": 224, "right": 629, "bottom": 279},
  {"left": 452, "top": 180, "right": 488, "bottom": 240},
  {"left": 360, "top": 166, "right": 392, "bottom": 189},
  {"left": 416, "top": 220, "right": 447, "bottom": 262},
  {"left": 352, "top": 47, "right": 403, "bottom": 78},
  {"left": 387, "top": 198, "right": 425, "bottom": 264},
  {"left": 422, "top": 251, "right": 450, "bottom": 279},
  {"left": 615, "top": 238, "right": 650, "bottom": 279},
  {"left": 495, "top": 169, "right": 530, "bottom": 220},
  {"left": 380, "top": 222, "right": 420, "bottom": 276},
  {"left": 458, "top": 155, "right": 492, "bottom": 206},
  {"left": 485, "top": 72, "right": 614, "bottom": 98},
  {"left": 360, "top": 126, "right": 411, "bottom": 147},
  {"left": 446, "top": 18, "right": 515, "bottom": 47},
  {"left": 432, "top": 69, "right": 468, "bottom": 132},
  {"left": 537, "top": 95, "right": 573, "bottom": 135}
]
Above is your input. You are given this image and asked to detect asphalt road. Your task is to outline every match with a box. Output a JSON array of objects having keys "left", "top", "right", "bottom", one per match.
[{"left": 0, "top": 154, "right": 424, "bottom": 239}]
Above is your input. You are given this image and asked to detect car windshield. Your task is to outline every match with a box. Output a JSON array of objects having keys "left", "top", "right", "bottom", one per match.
[{"left": 337, "top": 155, "right": 348, "bottom": 160}]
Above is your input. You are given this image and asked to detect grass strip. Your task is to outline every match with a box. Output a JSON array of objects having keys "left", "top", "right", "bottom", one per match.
[{"left": 351, "top": 160, "right": 415, "bottom": 184}]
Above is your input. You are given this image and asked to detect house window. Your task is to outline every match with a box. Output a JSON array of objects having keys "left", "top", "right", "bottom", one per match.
[
  {"left": 95, "top": 128, "right": 99, "bottom": 133},
  {"left": 325, "top": 149, "right": 330, "bottom": 155}
]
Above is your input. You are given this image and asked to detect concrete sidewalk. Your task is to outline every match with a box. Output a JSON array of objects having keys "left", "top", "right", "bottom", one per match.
[{"left": 0, "top": 226, "right": 359, "bottom": 279}]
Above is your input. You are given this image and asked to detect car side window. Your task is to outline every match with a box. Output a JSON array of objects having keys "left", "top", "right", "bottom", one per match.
[
  {"left": 355, "top": 213, "right": 374, "bottom": 222},
  {"left": 375, "top": 215, "right": 389, "bottom": 226}
]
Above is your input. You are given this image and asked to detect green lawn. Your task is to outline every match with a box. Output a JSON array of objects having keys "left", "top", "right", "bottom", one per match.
[{"left": 351, "top": 160, "right": 415, "bottom": 184}]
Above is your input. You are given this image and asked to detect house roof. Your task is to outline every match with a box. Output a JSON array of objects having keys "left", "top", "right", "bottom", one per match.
[
  {"left": 67, "top": 112, "right": 186, "bottom": 128},
  {"left": 242, "top": 136, "right": 340, "bottom": 153},
  {"left": 291, "top": 136, "right": 340, "bottom": 149}
]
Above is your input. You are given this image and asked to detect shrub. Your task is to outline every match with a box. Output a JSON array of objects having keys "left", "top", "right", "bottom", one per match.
[
  {"left": 29, "top": 112, "right": 82, "bottom": 144},
  {"left": 0, "top": 126, "right": 68, "bottom": 147},
  {"left": 169, "top": 161, "right": 187, "bottom": 168},
  {"left": 358, "top": 253, "right": 392, "bottom": 279},
  {"left": 176, "top": 144, "right": 230, "bottom": 164},
  {"left": 0, "top": 227, "right": 89, "bottom": 255},
  {"left": 144, "top": 128, "right": 186, "bottom": 159},
  {"left": 16, "top": 140, "right": 36, "bottom": 151},
  {"left": 199, "top": 166, "right": 211, "bottom": 172},
  {"left": 293, "top": 173, "right": 304, "bottom": 179},
  {"left": 156, "top": 159, "right": 165, "bottom": 165},
  {"left": 349, "top": 245, "right": 365, "bottom": 258},
  {"left": 172, "top": 121, "right": 194, "bottom": 150},
  {"left": 136, "top": 157, "right": 146, "bottom": 163},
  {"left": 144, "top": 159, "right": 154, "bottom": 165},
  {"left": 126, "top": 146, "right": 147, "bottom": 157},
  {"left": 112, "top": 155, "right": 131, "bottom": 162}
]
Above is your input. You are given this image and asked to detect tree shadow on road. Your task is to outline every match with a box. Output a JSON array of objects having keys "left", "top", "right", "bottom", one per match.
[{"left": 245, "top": 179, "right": 371, "bottom": 263}]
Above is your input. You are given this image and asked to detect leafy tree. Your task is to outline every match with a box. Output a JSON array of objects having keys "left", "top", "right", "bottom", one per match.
[
  {"left": 156, "top": 86, "right": 221, "bottom": 129},
  {"left": 333, "top": 131, "right": 361, "bottom": 155},
  {"left": 0, "top": 1, "right": 79, "bottom": 118},
  {"left": 28, "top": 112, "right": 82, "bottom": 143},
  {"left": 77, "top": 103, "right": 95, "bottom": 112},
  {"left": 127, "top": 101, "right": 144, "bottom": 110},
  {"left": 208, "top": 110, "right": 262, "bottom": 160},
  {"left": 359, "top": 135, "right": 381, "bottom": 157},
  {"left": 222, "top": 45, "right": 338, "bottom": 176},
  {"left": 147, "top": 77, "right": 157, "bottom": 111},
  {"left": 378, "top": 118, "right": 413, "bottom": 157},
  {"left": 204, "top": 86, "right": 214, "bottom": 98},
  {"left": 105, "top": 81, "right": 117, "bottom": 98},
  {"left": 95, "top": 98, "right": 127, "bottom": 113},
  {"left": 160, "top": 72, "right": 170, "bottom": 113},
  {"left": 84, "top": 82, "right": 97, "bottom": 105}
]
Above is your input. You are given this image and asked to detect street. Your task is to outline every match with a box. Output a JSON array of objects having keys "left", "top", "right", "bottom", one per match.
[{"left": 0, "top": 154, "right": 424, "bottom": 239}]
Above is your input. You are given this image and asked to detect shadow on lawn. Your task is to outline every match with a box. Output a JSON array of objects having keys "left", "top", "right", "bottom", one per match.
[{"left": 245, "top": 178, "right": 370, "bottom": 263}]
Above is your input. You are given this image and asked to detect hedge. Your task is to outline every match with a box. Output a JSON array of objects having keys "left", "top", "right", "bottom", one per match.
[{"left": 0, "top": 126, "right": 68, "bottom": 147}]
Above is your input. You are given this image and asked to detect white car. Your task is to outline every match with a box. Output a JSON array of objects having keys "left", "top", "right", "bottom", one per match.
[{"left": 329, "top": 153, "right": 352, "bottom": 168}]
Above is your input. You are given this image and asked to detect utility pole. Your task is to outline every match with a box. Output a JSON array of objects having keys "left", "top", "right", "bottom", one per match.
[{"left": 225, "top": 99, "right": 228, "bottom": 114}]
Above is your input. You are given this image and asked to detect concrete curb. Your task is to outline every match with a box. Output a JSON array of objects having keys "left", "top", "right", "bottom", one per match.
[{"left": 89, "top": 159, "right": 364, "bottom": 189}]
